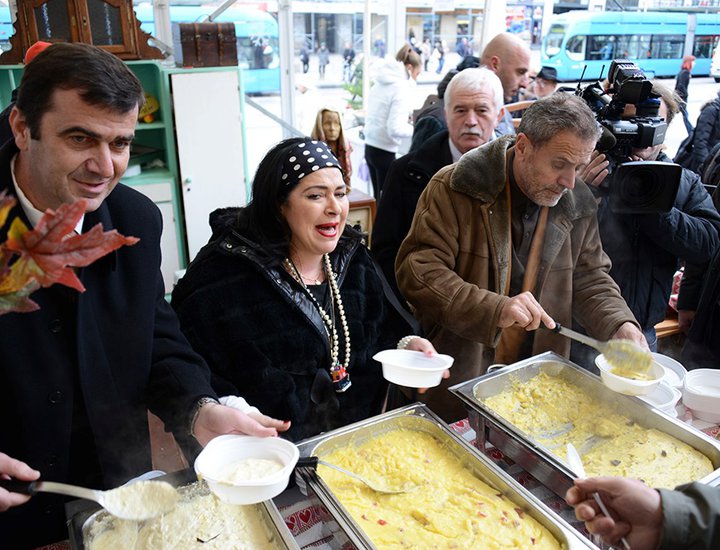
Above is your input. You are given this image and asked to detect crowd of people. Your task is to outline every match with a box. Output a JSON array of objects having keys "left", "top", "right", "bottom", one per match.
[{"left": 1, "top": 32, "right": 720, "bottom": 550}]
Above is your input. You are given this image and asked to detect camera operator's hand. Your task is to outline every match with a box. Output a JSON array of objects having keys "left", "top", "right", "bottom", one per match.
[
  {"left": 611, "top": 322, "right": 650, "bottom": 351},
  {"left": 579, "top": 151, "right": 609, "bottom": 188}
]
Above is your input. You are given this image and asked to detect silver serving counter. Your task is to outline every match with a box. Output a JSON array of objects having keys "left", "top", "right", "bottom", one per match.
[
  {"left": 295, "top": 402, "right": 597, "bottom": 549},
  {"left": 450, "top": 351, "right": 720, "bottom": 498}
]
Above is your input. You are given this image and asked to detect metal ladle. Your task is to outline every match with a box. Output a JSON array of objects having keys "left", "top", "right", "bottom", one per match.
[
  {"left": 0, "top": 478, "right": 178, "bottom": 521},
  {"left": 551, "top": 323, "right": 652, "bottom": 375},
  {"left": 297, "top": 456, "right": 411, "bottom": 495}
]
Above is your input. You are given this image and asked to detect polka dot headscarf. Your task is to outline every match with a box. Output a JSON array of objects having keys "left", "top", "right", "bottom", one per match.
[{"left": 280, "top": 139, "right": 342, "bottom": 191}]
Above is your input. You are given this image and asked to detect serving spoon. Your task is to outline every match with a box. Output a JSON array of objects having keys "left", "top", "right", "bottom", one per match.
[
  {"left": 297, "top": 456, "right": 412, "bottom": 495},
  {"left": 550, "top": 323, "right": 652, "bottom": 376},
  {"left": 0, "top": 478, "right": 178, "bottom": 521},
  {"left": 566, "top": 444, "right": 631, "bottom": 550}
]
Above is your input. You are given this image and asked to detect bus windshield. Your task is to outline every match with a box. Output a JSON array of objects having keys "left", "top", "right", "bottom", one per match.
[{"left": 545, "top": 24, "right": 565, "bottom": 57}]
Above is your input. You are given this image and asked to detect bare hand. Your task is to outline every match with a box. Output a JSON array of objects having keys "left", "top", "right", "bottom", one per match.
[
  {"left": 565, "top": 477, "right": 663, "bottom": 550},
  {"left": 678, "top": 310, "right": 695, "bottom": 333},
  {"left": 193, "top": 403, "right": 291, "bottom": 447},
  {"left": 611, "top": 322, "right": 650, "bottom": 351},
  {"left": 0, "top": 452, "right": 40, "bottom": 512},
  {"left": 498, "top": 291, "right": 554, "bottom": 331},
  {"left": 403, "top": 337, "right": 450, "bottom": 394},
  {"left": 579, "top": 151, "right": 609, "bottom": 188}
]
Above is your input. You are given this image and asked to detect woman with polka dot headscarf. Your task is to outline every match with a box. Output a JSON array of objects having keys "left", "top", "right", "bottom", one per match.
[{"left": 172, "top": 137, "right": 440, "bottom": 441}]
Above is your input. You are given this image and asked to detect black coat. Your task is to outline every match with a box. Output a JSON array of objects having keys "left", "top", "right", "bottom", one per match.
[
  {"left": 690, "top": 93, "right": 720, "bottom": 173},
  {"left": 372, "top": 130, "right": 453, "bottom": 302},
  {"left": 172, "top": 210, "right": 412, "bottom": 442},
  {"left": 0, "top": 142, "right": 216, "bottom": 548},
  {"left": 678, "top": 186, "right": 720, "bottom": 369},
  {"left": 675, "top": 68, "right": 690, "bottom": 103},
  {"left": 597, "top": 153, "right": 720, "bottom": 329}
]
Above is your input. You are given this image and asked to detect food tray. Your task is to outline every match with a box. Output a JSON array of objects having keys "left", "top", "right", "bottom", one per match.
[
  {"left": 66, "top": 468, "right": 299, "bottom": 549},
  {"left": 295, "top": 403, "right": 596, "bottom": 550},
  {"left": 450, "top": 351, "right": 720, "bottom": 498}
]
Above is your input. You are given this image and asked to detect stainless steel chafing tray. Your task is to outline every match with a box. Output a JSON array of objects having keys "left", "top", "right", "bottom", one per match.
[
  {"left": 295, "top": 402, "right": 596, "bottom": 550},
  {"left": 66, "top": 469, "right": 299, "bottom": 550},
  {"left": 450, "top": 351, "right": 720, "bottom": 498}
]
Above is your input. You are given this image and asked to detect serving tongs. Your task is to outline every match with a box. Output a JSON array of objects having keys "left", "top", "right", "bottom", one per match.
[
  {"left": 297, "top": 456, "right": 411, "bottom": 495},
  {"left": 550, "top": 323, "right": 651, "bottom": 373}
]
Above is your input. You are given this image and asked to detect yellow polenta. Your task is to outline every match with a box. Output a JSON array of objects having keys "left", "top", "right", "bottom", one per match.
[
  {"left": 318, "top": 430, "right": 562, "bottom": 549},
  {"left": 482, "top": 372, "right": 713, "bottom": 488}
]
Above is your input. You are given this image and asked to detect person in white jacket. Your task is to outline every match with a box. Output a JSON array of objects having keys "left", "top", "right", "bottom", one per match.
[{"left": 364, "top": 44, "right": 421, "bottom": 198}]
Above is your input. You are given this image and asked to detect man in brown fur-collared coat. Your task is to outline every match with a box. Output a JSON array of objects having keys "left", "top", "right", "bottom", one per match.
[{"left": 396, "top": 94, "right": 647, "bottom": 422}]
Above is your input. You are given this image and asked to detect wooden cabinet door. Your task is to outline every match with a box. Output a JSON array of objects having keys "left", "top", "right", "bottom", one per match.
[
  {"left": 19, "top": 0, "right": 82, "bottom": 44},
  {"left": 73, "top": 0, "right": 138, "bottom": 57}
]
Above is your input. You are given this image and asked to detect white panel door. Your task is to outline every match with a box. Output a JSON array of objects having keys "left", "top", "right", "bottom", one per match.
[{"left": 172, "top": 70, "right": 246, "bottom": 261}]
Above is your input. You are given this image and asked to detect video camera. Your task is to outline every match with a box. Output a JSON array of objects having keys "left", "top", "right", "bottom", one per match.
[{"left": 575, "top": 60, "right": 681, "bottom": 213}]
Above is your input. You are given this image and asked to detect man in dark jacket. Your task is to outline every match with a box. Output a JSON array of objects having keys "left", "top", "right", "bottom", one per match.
[
  {"left": 580, "top": 81, "right": 720, "bottom": 351},
  {"left": 372, "top": 68, "right": 505, "bottom": 303},
  {"left": 0, "top": 43, "right": 286, "bottom": 548},
  {"left": 689, "top": 89, "right": 720, "bottom": 174}
]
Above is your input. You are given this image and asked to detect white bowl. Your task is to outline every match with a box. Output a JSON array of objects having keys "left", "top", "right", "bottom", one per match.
[
  {"left": 652, "top": 352, "right": 687, "bottom": 389},
  {"left": 595, "top": 354, "right": 664, "bottom": 396},
  {"left": 194, "top": 435, "right": 299, "bottom": 505},
  {"left": 373, "top": 349, "right": 454, "bottom": 388},
  {"left": 683, "top": 369, "right": 720, "bottom": 423},
  {"left": 637, "top": 381, "right": 682, "bottom": 416}
]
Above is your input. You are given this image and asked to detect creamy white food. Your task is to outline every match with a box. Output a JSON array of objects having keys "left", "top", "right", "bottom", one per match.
[
  {"left": 86, "top": 481, "right": 277, "bottom": 549},
  {"left": 218, "top": 457, "right": 284, "bottom": 483},
  {"left": 103, "top": 480, "right": 178, "bottom": 521}
]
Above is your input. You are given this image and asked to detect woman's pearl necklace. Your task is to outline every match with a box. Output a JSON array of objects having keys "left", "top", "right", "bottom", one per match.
[{"left": 284, "top": 254, "right": 352, "bottom": 393}]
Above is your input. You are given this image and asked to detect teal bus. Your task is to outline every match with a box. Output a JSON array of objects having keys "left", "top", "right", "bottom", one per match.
[
  {"left": 0, "top": 4, "right": 281, "bottom": 94},
  {"left": 542, "top": 11, "right": 720, "bottom": 81}
]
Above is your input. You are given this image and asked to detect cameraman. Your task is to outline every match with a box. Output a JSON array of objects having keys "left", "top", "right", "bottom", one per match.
[{"left": 580, "top": 81, "right": 720, "bottom": 351}]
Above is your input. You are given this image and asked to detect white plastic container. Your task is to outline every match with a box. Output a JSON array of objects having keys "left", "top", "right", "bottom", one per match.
[
  {"left": 652, "top": 352, "right": 687, "bottom": 389},
  {"left": 373, "top": 349, "right": 454, "bottom": 388},
  {"left": 194, "top": 435, "right": 299, "bottom": 505},
  {"left": 637, "top": 381, "right": 682, "bottom": 417},
  {"left": 683, "top": 369, "right": 720, "bottom": 423},
  {"left": 595, "top": 354, "right": 664, "bottom": 396}
]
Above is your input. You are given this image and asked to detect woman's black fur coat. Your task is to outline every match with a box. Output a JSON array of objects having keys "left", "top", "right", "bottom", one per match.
[{"left": 172, "top": 208, "right": 412, "bottom": 441}]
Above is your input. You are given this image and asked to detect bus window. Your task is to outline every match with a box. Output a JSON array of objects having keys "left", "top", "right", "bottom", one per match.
[
  {"left": 694, "top": 34, "right": 720, "bottom": 58},
  {"left": 545, "top": 24, "right": 565, "bottom": 57},
  {"left": 566, "top": 35, "right": 585, "bottom": 61},
  {"left": 649, "top": 34, "right": 684, "bottom": 59},
  {"left": 618, "top": 34, "right": 652, "bottom": 59},
  {"left": 588, "top": 35, "right": 615, "bottom": 60}
]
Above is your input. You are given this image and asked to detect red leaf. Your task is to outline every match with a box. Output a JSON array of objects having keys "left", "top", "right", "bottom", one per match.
[{"left": 1, "top": 199, "right": 139, "bottom": 296}]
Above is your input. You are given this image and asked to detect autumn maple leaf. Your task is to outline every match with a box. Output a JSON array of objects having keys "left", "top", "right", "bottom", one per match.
[{"left": 0, "top": 196, "right": 139, "bottom": 314}]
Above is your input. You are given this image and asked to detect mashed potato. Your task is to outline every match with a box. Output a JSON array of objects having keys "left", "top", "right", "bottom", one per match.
[
  {"left": 319, "top": 429, "right": 562, "bottom": 549},
  {"left": 86, "top": 481, "right": 276, "bottom": 550},
  {"left": 482, "top": 371, "right": 713, "bottom": 488}
]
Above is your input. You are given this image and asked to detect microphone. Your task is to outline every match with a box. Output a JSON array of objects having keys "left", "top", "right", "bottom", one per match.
[{"left": 596, "top": 126, "right": 617, "bottom": 152}]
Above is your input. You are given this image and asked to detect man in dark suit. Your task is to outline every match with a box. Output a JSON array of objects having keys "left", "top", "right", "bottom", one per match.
[
  {"left": 372, "top": 67, "right": 504, "bottom": 303},
  {"left": 0, "top": 43, "right": 287, "bottom": 548}
]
